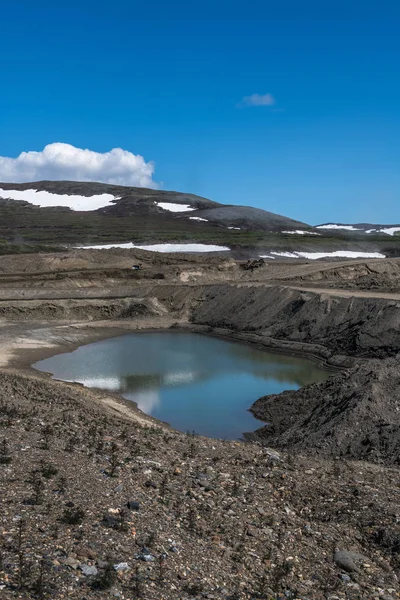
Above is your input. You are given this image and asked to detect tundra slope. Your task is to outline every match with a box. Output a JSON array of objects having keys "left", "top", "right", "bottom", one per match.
[{"left": 1, "top": 180, "right": 400, "bottom": 257}]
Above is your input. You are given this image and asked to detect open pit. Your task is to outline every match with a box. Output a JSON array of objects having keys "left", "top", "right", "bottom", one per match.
[{"left": 1, "top": 249, "right": 400, "bottom": 599}]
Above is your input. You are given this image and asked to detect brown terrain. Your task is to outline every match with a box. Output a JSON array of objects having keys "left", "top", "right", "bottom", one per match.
[{"left": 0, "top": 248, "right": 399, "bottom": 600}]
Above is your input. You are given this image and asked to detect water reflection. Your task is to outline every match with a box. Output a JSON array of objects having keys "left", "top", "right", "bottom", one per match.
[
  {"left": 129, "top": 389, "right": 161, "bottom": 413},
  {"left": 33, "top": 332, "right": 330, "bottom": 440}
]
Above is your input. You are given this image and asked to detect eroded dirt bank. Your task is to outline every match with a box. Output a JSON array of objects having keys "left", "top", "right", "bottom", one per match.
[
  {"left": 1, "top": 282, "right": 400, "bottom": 360},
  {"left": 191, "top": 285, "right": 400, "bottom": 359}
]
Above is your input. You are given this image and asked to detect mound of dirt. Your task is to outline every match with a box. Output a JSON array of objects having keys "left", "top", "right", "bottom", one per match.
[{"left": 248, "top": 355, "right": 400, "bottom": 464}]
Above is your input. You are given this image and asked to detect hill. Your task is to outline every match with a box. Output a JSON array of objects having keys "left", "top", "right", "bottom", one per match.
[{"left": 0, "top": 180, "right": 399, "bottom": 259}]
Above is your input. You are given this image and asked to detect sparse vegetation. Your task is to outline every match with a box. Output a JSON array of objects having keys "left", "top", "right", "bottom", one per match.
[
  {"left": 0, "top": 438, "right": 12, "bottom": 464},
  {"left": 91, "top": 563, "right": 117, "bottom": 590},
  {"left": 61, "top": 506, "right": 85, "bottom": 525},
  {"left": 0, "top": 367, "right": 398, "bottom": 599}
]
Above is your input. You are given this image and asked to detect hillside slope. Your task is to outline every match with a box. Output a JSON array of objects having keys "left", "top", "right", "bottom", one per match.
[
  {"left": 0, "top": 180, "right": 308, "bottom": 232},
  {"left": 0, "top": 180, "right": 399, "bottom": 258}
]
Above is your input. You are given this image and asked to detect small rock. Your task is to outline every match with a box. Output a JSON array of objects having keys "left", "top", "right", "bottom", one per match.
[
  {"left": 340, "top": 574, "right": 351, "bottom": 582},
  {"left": 127, "top": 501, "right": 140, "bottom": 511},
  {"left": 143, "top": 554, "right": 155, "bottom": 562},
  {"left": 114, "top": 483, "right": 124, "bottom": 493},
  {"left": 246, "top": 525, "right": 259, "bottom": 537},
  {"left": 113, "top": 562, "right": 130, "bottom": 572},
  {"left": 132, "top": 545, "right": 156, "bottom": 562},
  {"left": 264, "top": 448, "right": 281, "bottom": 462},
  {"left": 334, "top": 550, "right": 369, "bottom": 573},
  {"left": 64, "top": 557, "right": 80, "bottom": 570},
  {"left": 79, "top": 564, "right": 98, "bottom": 576},
  {"left": 144, "top": 480, "right": 157, "bottom": 488}
]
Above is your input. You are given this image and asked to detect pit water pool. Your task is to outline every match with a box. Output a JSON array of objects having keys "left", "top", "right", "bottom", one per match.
[{"left": 33, "top": 332, "right": 330, "bottom": 440}]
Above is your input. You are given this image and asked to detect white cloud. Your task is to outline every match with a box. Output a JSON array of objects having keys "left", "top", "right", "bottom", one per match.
[
  {"left": 239, "top": 93, "right": 276, "bottom": 107},
  {"left": 0, "top": 143, "right": 157, "bottom": 187}
]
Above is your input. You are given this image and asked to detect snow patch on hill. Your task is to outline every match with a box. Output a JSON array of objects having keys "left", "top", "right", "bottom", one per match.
[
  {"left": 189, "top": 217, "right": 208, "bottom": 222},
  {"left": 317, "top": 223, "right": 400, "bottom": 236},
  {"left": 365, "top": 227, "right": 400, "bottom": 236},
  {"left": 156, "top": 202, "right": 195, "bottom": 212},
  {"left": 76, "top": 242, "right": 230, "bottom": 252},
  {"left": 282, "top": 230, "right": 321, "bottom": 235},
  {"left": 0, "top": 188, "right": 118, "bottom": 211},
  {"left": 260, "top": 250, "right": 385, "bottom": 260},
  {"left": 316, "top": 224, "right": 362, "bottom": 231}
]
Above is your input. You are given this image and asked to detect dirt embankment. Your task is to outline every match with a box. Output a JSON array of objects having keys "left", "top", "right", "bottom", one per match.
[
  {"left": 249, "top": 355, "right": 400, "bottom": 464},
  {"left": 0, "top": 298, "right": 155, "bottom": 321},
  {"left": 2, "top": 282, "right": 400, "bottom": 358},
  {"left": 282, "top": 258, "right": 400, "bottom": 291},
  {"left": 191, "top": 284, "right": 400, "bottom": 358},
  {"left": 1, "top": 282, "right": 400, "bottom": 359}
]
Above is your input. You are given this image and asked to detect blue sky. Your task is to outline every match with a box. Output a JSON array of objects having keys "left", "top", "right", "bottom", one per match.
[{"left": 0, "top": 0, "right": 399, "bottom": 224}]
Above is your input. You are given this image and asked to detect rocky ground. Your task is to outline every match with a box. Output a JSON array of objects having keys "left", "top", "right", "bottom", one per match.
[
  {"left": 0, "top": 250, "right": 399, "bottom": 599},
  {"left": 0, "top": 371, "right": 399, "bottom": 600}
]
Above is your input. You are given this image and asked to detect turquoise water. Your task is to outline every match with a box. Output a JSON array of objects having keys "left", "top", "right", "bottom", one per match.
[{"left": 33, "top": 332, "right": 330, "bottom": 440}]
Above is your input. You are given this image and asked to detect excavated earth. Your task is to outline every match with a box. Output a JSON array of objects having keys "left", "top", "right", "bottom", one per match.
[
  {"left": 0, "top": 249, "right": 400, "bottom": 599},
  {"left": 249, "top": 356, "right": 400, "bottom": 464}
]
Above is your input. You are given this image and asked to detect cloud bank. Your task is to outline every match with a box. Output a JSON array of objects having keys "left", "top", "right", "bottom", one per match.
[
  {"left": 0, "top": 143, "right": 157, "bottom": 187},
  {"left": 239, "top": 93, "right": 276, "bottom": 107}
]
